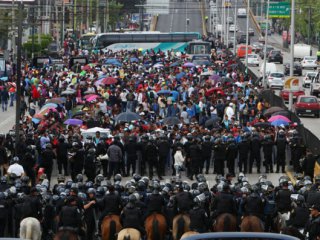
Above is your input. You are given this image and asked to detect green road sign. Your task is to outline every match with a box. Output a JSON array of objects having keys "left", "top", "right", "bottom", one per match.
[{"left": 269, "top": 2, "right": 291, "bottom": 18}]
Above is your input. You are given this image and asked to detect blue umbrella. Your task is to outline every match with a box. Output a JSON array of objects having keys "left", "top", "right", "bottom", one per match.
[
  {"left": 0, "top": 76, "right": 8, "bottom": 81},
  {"left": 32, "top": 118, "right": 41, "bottom": 124},
  {"left": 43, "top": 103, "right": 58, "bottom": 108},
  {"left": 170, "top": 61, "right": 181, "bottom": 67},
  {"left": 105, "top": 58, "right": 122, "bottom": 66},
  {"left": 176, "top": 72, "right": 186, "bottom": 80},
  {"left": 130, "top": 57, "right": 139, "bottom": 63},
  {"left": 171, "top": 90, "right": 179, "bottom": 101},
  {"left": 157, "top": 90, "right": 171, "bottom": 95},
  {"left": 271, "top": 119, "right": 290, "bottom": 127}
]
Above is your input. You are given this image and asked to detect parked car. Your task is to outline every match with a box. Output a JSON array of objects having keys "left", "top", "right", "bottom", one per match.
[
  {"left": 294, "top": 95, "right": 320, "bottom": 118},
  {"left": 280, "top": 89, "right": 305, "bottom": 102},
  {"left": 227, "top": 16, "right": 233, "bottom": 24},
  {"left": 284, "top": 62, "right": 303, "bottom": 76},
  {"left": 259, "top": 46, "right": 274, "bottom": 59},
  {"left": 267, "top": 72, "right": 285, "bottom": 88},
  {"left": 248, "top": 28, "right": 255, "bottom": 36},
  {"left": 237, "top": 8, "right": 247, "bottom": 17},
  {"left": 229, "top": 24, "right": 239, "bottom": 32},
  {"left": 251, "top": 42, "right": 264, "bottom": 53},
  {"left": 268, "top": 50, "right": 283, "bottom": 64},
  {"left": 310, "top": 72, "right": 320, "bottom": 96},
  {"left": 301, "top": 56, "right": 318, "bottom": 69},
  {"left": 237, "top": 34, "right": 249, "bottom": 44},
  {"left": 303, "top": 72, "right": 317, "bottom": 88},
  {"left": 247, "top": 54, "right": 260, "bottom": 66}
]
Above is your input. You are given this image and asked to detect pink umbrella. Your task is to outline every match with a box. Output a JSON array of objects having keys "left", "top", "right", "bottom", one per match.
[
  {"left": 84, "top": 94, "right": 99, "bottom": 99},
  {"left": 102, "top": 77, "right": 118, "bottom": 85},
  {"left": 86, "top": 95, "right": 100, "bottom": 102},
  {"left": 268, "top": 115, "right": 291, "bottom": 123}
]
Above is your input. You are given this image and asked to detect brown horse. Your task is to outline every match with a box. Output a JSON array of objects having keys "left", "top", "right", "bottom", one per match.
[
  {"left": 54, "top": 229, "right": 79, "bottom": 240},
  {"left": 144, "top": 213, "right": 167, "bottom": 240},
  {"left": 172, "top": 214, "right": 190, "bottom": 240},
  {"left": 240, "top": 216, "right": 264, "bottom": 232},
  {"left": 101, "top": 215, "right": 122, "bottom": 240},
  {"left": 117, "top": 228, "right": 141, "bottom": 240},
  {"left": 213, "top": 213, "right": 238, "bottom": 232},
  {"left": 180, "top": 231, "right": 199, "bottom": 239}
]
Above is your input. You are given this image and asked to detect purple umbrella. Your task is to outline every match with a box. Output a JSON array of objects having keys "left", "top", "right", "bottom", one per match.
[
  {"left": 64, "top": 119, "right": 83, "bottom": 126},
  {"left": 209, "top": 74, "right": 221, "bottom": 81},
  {"left": 183, "top": 62, "right": 195, "bottom": 67}
]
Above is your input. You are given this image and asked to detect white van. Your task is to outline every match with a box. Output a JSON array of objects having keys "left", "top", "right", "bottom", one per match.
[
  {"left": 237, "top": 8, "right": 247, "bottom": 18},
  {"left": 260, "top": 63, "right": 277, "bottom": 77}
]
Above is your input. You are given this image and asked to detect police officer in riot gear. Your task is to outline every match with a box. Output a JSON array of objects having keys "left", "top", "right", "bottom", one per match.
[
  {"left": 276, "top": 130, "right": 287, "bottom": 173},
  {"left": 189, "top": 195, "right": 209, "bottom": 233}
]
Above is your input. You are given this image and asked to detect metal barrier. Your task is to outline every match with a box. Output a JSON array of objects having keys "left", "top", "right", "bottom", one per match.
[{"left": 182, "top": 232, "right": 299, "bottom": 240}]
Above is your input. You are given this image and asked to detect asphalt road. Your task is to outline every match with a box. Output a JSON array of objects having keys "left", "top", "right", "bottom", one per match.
[{"left": 156, "top": 0, "right": 202, "bottom": 33}]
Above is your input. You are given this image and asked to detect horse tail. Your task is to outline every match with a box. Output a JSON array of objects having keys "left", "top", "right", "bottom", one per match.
[
  {"left": 109, "top": 220, "right": 117, "bottom": 240},
  {"left": 124, "top": 236, "right": 131, "bottom": 240},
  {"left": 223, "top": 215, "right": 231, "bottom": 232},
  {"left": 176, "top": 216, "right": 185, "bottom": 240},
  {"left": 25, "top": 220, "right": 33, "bottom": 239},
  {"left": 152, "top": 217, "right": 160, "bottom": 240}
]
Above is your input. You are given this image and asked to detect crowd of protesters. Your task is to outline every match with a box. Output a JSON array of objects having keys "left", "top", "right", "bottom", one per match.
[{"left": 0, "top": 40, "right": 319, "bottom": 239}]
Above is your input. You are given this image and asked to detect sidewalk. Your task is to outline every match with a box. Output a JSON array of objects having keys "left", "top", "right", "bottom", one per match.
[{"left": 267, "top": 33, "right": 319, "bottom": 54}]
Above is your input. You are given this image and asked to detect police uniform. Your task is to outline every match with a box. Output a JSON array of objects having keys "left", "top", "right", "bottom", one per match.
[
  {"left": 120, "top": 203, "right": 145, "bottom": 235},
  {"left": 275, "top": 188, "right": 292, "bottom": 213},
  {"left": 289, "top": 206, "right": 309, "bottom": 229},
  {"left": 189, "top": 206, "right": 209, "bottom": 233}
]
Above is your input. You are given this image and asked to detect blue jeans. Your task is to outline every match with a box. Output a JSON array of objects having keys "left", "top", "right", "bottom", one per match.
[
  {"left": 67, "top": 110, "right": 72, "bottom": 119},
  {"left": 126, "top": 101, "right": 133, "bottom": 111},
  {"left": 10, "top": 93, "right": 15, "bottom": 106},
  {"left": 2, "top": 101, "right": 7, "bottom": 111}
]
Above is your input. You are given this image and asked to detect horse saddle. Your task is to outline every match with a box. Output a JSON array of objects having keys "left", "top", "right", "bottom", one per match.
[{"left": 59, "top": 226, "right": 79, "bottom": 233}]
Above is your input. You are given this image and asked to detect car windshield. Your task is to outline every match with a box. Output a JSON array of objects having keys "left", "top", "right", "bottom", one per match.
[
  {"left": 270, "top": 73, "right": 284, "bottom": 77},
  {"left": 304, "top": 57, "right": 316, "bottom": 60},
  {"left": 307, "top": 73, "right": 316, "bottom": 77},
  {"left": 300, "top": 97, "right": 317, "bottom": 103},
  {"left": 248, "top": 55, "right": 257, "bottom": 58}
]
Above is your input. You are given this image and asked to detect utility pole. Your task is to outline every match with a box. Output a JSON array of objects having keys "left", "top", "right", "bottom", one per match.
[
  {"left": 105, "top": 0, "right": 109, "bottom": 32},
  {"left": 96, "top": 0, "right": 100, "bottom": 33},
  {"left": 307, "top": 7, "right": 311, "bottom": 45},
  {"left": 31, "top": 7, "right": 35, "bottom": 59},
  {"left": 233, "top": 0, "right": 237, "bottom": 55},
  {"left": 12, "top": 0, "right": 16, "bottom": 63},
  {"left": 262, "top": 0, "right": 270, "bottom": 88},
  {"left": 289, "top": 0, "right": 295, "bottom": 111},
  {"left": 245, "top": 0, "right": 250, "bottom": 71},
  {"left": 140, "top": 0, "right": 144, "bottom": 31},
  {"left": 61, "top": 0, "right": 65, "bottom": 44},
  {"left": 15, "top": 1, "right": 23, "bottom": 155},
  {"left": 87, "top": 0, "right": 90, "bottom": 31}
]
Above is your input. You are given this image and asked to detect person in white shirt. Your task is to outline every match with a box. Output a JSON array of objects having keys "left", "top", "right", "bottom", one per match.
[
  {"left": 174, "top": 147, "right": 185, "bottom": 178},
  {"left": 225, "top": 102, "right": 235, "bottom": 120},
  {"left": 7, "top": 156, "right": 25, "bottom": 177}
]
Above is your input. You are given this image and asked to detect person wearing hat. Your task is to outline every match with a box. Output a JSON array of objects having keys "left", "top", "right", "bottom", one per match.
[
  {"left": 306, "top": 204, "right": 320, "bottom": 240},
  {"left": 189, "top": 196, "right": 209, "bottom": 233}
]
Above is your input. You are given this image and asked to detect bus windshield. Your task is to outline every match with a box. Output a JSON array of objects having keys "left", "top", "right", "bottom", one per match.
[{"left": 79, "top": 33, "right": 96, "bottom": 50}]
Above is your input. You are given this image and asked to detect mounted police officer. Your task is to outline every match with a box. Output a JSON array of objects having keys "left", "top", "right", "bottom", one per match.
[
  {"left": 145, "top": 182, "right": 165, "bottom": 218},
  {"left": 189, "top": 195, "right": 209, "bottom": 233},
  {"left": 275, "top": 177, "right": 292, "bottom": 214},
  {"left": 288, "top": 194, "right": 309, "bottom": 230}
]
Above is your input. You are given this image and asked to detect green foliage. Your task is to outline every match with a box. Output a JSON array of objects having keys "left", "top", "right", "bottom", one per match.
[
  {"left": 22, "top": 34, "right": 53, "bottom": 57},
  {"left": 108, "top": 1, "right": 124, "bottom": 30}
]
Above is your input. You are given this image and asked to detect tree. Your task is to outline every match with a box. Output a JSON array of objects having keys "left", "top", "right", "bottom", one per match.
[
  {"left": 108, "top": 1, "right": 124, "bottom": 31},
  {"left": 22, "top": 34, "right": 53, "bottom": 57}
]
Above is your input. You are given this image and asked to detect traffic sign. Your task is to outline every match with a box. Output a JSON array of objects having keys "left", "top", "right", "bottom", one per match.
[{"left": 268, "top": 2, "right": 291, "bottom": 18}]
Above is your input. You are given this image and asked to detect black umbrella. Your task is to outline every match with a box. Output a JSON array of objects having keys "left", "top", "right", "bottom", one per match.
[
  {"left": 205, "top": 117, "right": 221, "bottom": 128},
  {"left": 163, "top": 117, "right": 181, "bottom": 126},
  {"left": 271, "top": 110, "right": 290, "bottom": 118},
  {"left": 253, "top": 122, "right": 271, "bottom": 128},
  {"left": 264, "top": 106, "right": 284, "bottom": 116},
  {"left": 115, "top": 111, "right": 141, "bottom": 122},
  {"left": 72, "top": 111, "right": 86, "bottom": 118}
]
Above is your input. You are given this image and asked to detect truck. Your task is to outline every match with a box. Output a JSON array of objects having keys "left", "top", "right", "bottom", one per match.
[{"left": 294, "top": 43, "right": 312, "bottom": 61}]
